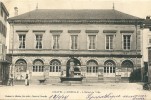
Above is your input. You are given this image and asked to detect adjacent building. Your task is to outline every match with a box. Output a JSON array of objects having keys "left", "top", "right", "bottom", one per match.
[
  {"left": 0, "top": 1, "right": 10, "bottom": 85},
  {"left": 142, "top": 16, "right": 151, "bottom": 82},
  {"left": 8, "top": 8, "right": 143, "bottom": 84}
]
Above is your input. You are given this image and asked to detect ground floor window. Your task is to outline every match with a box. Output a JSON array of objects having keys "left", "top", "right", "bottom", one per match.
[
  {"left": 87, "top": 60, "right": 98, "bottom": 73},
  {"left": 33, "top": 66, "right": 44, "bottom": 72},
  {"left": 50, "top": 59, "right": 61, "bottom": 72},
  {"left": 104, "top": 60, "right": 116, "bottom": 73},
  {"left": 33, "top": 59, "right": 44, "bottom": 72}
]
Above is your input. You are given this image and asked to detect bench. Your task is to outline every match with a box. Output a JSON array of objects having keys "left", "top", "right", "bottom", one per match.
[
  {"left": 38, "top": 79, "right": 46, "bottom": 84},
  {"left": 60, "top": 77, "right": 83, "bottom": 83}
]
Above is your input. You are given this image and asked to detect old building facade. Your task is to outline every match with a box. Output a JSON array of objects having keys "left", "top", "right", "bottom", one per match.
[
  {"left": 8, "top": 9, "right": 143, "bottom": 83},
  {"left": 0, "top": 2, "right": 10, "bottom": 85}
]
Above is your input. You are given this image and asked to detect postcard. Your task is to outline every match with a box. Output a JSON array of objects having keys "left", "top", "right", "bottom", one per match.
[{"left": 0, "top": 0, "right": 151, "bottom": 100}]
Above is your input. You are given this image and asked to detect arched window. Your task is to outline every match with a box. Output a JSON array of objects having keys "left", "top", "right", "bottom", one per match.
[
  {"left": 121, "top": 60, "right": 134, "bottom": 71},
  {"left": 87, "top": 60, "right": 98, "bottom": 73},
  {"left": 104, "top": 60, "right": 116, "bottom": 73},
  {"left": 50, "top": 59, "right": 61, "bottom": 72},
  {"left": 15, "top": 59, "right": 27, "bottom": 72},
  {"left": 33, "top": 59, "right": 44, "bottom": 72}
]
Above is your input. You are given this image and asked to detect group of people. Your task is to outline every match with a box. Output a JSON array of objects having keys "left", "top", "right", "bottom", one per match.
[{"left": 8, "top": 74, "right": 29, "bottom": 86}]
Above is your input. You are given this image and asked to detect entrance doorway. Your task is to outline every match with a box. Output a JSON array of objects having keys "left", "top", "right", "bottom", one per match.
[{"left": 15, "top": 59, "right": 27, "bottom": 80}]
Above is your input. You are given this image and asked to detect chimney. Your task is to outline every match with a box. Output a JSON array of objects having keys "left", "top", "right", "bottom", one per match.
[
  {"left": 14, "top": 7, "right": 18, "bottom": 16},
  {"left": 146, "top": 16, "right": 150, "bottom": 20}
]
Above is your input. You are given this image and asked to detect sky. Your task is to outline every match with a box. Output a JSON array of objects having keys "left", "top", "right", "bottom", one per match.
[{"left": 1, "top": 0, "right": 151, "bottom": 18}]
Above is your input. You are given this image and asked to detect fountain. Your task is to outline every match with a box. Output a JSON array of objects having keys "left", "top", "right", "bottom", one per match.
[{"left": 60, "top": 57, "right": 84, "bottom": 83}]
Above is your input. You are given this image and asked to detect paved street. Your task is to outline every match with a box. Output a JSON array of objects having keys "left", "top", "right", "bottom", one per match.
[{"left": 0, "top": 83, "right": 151, "bottom": 100}]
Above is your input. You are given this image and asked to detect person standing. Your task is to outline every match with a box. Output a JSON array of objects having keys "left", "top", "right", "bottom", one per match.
[
  {"left": 9, "top": 74, "right": 14, "bottom": 86},
  {"left": 25, "top": 74, "right": 29, "bottom": 86}
]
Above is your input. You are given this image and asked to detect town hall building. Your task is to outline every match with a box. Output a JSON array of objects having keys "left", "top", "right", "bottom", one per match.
[{"left": 8, "top": 8, "right": 143, "bottom": 84}]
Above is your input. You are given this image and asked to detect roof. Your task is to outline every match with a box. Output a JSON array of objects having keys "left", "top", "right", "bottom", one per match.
[
  {"left": 9, "top": 9, "right": 140, "bottom": 20},
  {"left": 143, "top": 18, "right": 151, "bottom": 28},
  {"left": 0, "top": 2, "right": 9, "bottom": 16}
]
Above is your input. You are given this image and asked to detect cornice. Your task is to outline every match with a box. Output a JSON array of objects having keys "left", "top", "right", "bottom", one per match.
[
  {"left": 7, "top": 53, "right": 142, "bottom": 58},
  {"left": 8, "top": 19, "right": 144, "bottom": 25}
]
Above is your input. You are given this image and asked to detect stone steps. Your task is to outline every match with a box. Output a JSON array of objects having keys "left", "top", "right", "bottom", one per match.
[
  {"left": 30, "top": 76, "right": 61, "bottom": 85},
  {"left": 83, "top": 77, "right": 117, "bottom": 83},
  {"left": 14, "top": 80, "right": 25, "bottom": 85},
  {"left": 13, "top": 76, "right": 129, "bottom": 85}
]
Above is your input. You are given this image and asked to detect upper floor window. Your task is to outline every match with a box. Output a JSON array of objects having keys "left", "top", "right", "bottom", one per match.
[
  {"left": 71, "top": 35, "right": 78, "bottom": 50},
  {"left": 123, "top": 35, "right": 131, "bottom": 50},
  {"left": 149, "top": 39, "right": 151, "bottom": 44},
  {"left": 88, "top": 35, "right": 96, "bottom": 50},
  {"left": 53, "top": 35, "right": 59, "bottom": 49},
  {"left": 106, "top": 35, "right": 113, "bottom": 50},
  {"left": 35, "top": 35, "right": 42, "bottom": 49},
  {"left": 1, "top": 9, "right": 3, "bottom": 17},
  {"left": 0, "top": 44, "right": 3, "bottom": 54},
  {"left": 148, "top": 37, "right": 151, "bottom": 45},
  {"left": 4, "top": 14, "right": 7, "bottom": 21},
  {"left": 19, "top": 34, "right": 26, "bottom": 49}
]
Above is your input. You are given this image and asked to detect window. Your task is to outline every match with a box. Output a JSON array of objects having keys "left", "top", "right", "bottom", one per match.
[
  {"left": 106, "top": 35, "right": 113, "bottom": 50},
  {"left": 149, "top": 37, "right": 151, "bottom": 45},
  {"left": 35, "top": 35, "right": 42, "bottom": 49},
  {"left": 33, "top": 60, "right": 44, "bottom": 72},
  {"left": 123, "top": 35, "right": 131, "bottom": 50},
  {"left": 0, "top": 44, "right": 2, "bottom": 54},
  {"left": 1, "top": 9, "right": 3, "bottom": 17},
  {"left": 50, "top": 60, "right": 61, "bottom": 72},
  {"left": 87, "top": 60, "right": 98, "bottom": 73},
  {"left": 4, "top": 14, "right": 7, "bottom": 21},
  {"left": 19, "top": 34, "right": 26, "bottom": 49},
  {"left": 104, "top": 61, "right": 115, "bottom": 73},
  {"left": 149, "top": 38, "right": 151, "bottom": 44},
  {"left": 71, "top": 35, "right": 78, "bottom": 50},
  {"left": 53, "top": 35, "right": 59, "bottom": 49},
  {"left": 88, "top": 35, "right": 96, "bottom": 50}
]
